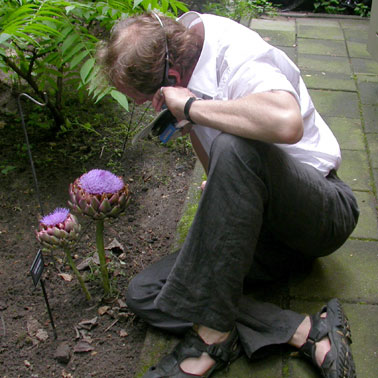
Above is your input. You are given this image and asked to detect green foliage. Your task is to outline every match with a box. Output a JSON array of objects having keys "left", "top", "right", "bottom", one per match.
[
  {"left": 1, "top": 164, "right": 17, "bottom": 174},
  {"left": 0, "top": 0, "right": 188, "bottom": 132},
  {"left": 314, "top": 0, "right": 371, "bottom": 16},
  {"left": 314, "top": 0, "right": 346, "bottom": 14},
  {"left": 204, "top": 0, "right": 278, "bottom": 21},
  {"left": 352, "top": 1, "right": 371, "bottom": 17}
]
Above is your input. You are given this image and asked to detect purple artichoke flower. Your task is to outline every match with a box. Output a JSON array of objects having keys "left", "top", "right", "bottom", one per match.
[
  {"left": 36, "top": 208, "right": 81, "bottom": 249},
  {"left": 68, "top": 169, "right": 129, "bottom": 220}
]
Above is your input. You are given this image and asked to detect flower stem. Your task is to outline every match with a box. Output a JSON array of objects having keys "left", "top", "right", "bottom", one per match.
[
  {"left": 64, "top": 247, "right": 91, "bottom": 301},
  {"left": 96, "top": 219, "right": 110, "bottom": 296}
]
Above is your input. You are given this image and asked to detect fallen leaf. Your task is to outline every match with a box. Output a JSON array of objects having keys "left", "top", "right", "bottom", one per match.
[
  {"left": 78, "top": 317, "right": 98, "bottom": 330},
  {"left": 58, "top": 273, "right": 73, "bottom": 282},
  {"left": 62, "top": 369, "right": 74, "bottom": 377},
  {"left": 77, "top": 254, "right": 100, "bottom": 271},
  {"left": 119, "top": 329, "right": 128, "bottom": 337},
  {"left": 98, "top": 306, "right": 110, "bottom": 316},
  {"left": 73, "top": 340, "right": 95, "bottom": 353},
  {"left": 105, "top": 238, "right": 124, "bottom": 255},
  {"left": 82, "top": 335, "right": 93, "bottom": 344},
  {"left": 117, "top": 299, "right": 127, "bottom": 309}
]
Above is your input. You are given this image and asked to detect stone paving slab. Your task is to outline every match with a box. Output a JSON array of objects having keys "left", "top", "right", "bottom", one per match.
[
  {"left": 290, "top": 240, "right": 378, "bottom": 302},
  {"left": 325, "top": 117, "right": 365, "bottom": 150},
  {"left": 351, "top": 191, "right": 378, "bottom": 240},
  {"left": 309, "top": 89, "right": 360, "bottom": 118},
  {"left": 346, "top": 40, "right": 372, "bottom": 58},
  {"left": 357, "top": 73, "right": 378, "bottom": 83},
  {"left": 302, "top": 71, "right": 356, "bottom": 91},
  {"left": 361, "top": 104, "right": 378, "bottom": 133},
  {"left": 215, "top": 354, "right": 282, "bottom": 377},
  {"left": 366, "top": 133, "right": 378, "bottom": 168},
  {"left": 298, "top": 54, "right": 352, "bottom": 74},
  {"left": 359, "top": 81, "right": 378, "bottom": 105},
  {"left": 296, "top": 18, "right": 340, "bottom": 26},
  {"left": 373, "top": 168, "right": 378, "bottom": 193},
  {"left": 344, "top": 29, "right": 369, "bottom": 43},
  {"left": 249, "top": 18, "right": 295, "bottom": 31},
  {"left": 297, "top": 24, "right": 344, "bottom": 40},
  {"left": 339, "top": 18, "right": 370, "bottom": 30},
  {"left": 297, "top": 38, "right": 348, "bottom": 56},
  {"left": 249, "top": 18, "right": 296, "bottom": 47},
  {"left": 342, "top": 303, "right": 378, "bottom": 378},
  {"left": 252, "top": 29, "right": 295, "bottom": 47},
  {"left": 351, "top": 57, "right": 378, "bottom": 74},
  {"left": 338, "top": 149, "right": 371, "bottom": 191}
]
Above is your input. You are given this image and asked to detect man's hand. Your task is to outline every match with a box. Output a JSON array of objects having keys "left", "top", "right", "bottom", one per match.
[{"left": 152, "top": 86, "right": 196, "bottom": 121}]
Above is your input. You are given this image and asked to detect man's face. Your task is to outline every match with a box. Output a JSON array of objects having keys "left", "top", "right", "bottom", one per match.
[{"left": 119, "top": 84, "right": 154, "bottom": 105}]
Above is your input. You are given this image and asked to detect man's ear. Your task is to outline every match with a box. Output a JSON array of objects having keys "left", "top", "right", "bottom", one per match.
[
  {"left": 167, "top": 69, "right": 181, "bottom": 86},
  {"left": 167, "top": 75, "right": 176, "bottom": 86}
]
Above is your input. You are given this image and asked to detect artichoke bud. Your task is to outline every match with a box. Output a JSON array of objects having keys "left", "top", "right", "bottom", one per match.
[
  {"left": 36, "top": 209, "right": 81, "bottom": 250},
  {"left": 68, "top": 169, "right": 130, "bottom": 220},
  {"left": 90, "top": 196, "right": 101, "bottom": 211}
]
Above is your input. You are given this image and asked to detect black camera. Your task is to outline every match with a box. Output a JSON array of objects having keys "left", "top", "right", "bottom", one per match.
[{"left": 132, "top": 108, "right": 180, "bottom": 145}]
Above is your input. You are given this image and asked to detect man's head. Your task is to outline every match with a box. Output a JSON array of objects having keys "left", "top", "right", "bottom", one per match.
[{"left": 97, "top": 12, "right": 202, "bottom": 103}]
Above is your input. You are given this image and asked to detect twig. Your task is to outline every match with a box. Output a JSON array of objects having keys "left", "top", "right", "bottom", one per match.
[{"left": 104, "top": 318, "right": 119, "bottom": 332}]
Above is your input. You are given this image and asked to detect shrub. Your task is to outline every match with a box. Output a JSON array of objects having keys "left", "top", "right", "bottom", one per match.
[{"left": 0, "top": 0, "right": 187, "bottom": 132}]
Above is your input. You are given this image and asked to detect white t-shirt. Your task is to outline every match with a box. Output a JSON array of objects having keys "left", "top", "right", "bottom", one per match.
[{"left": 178, "top": 12, "right": 341, "bottom": 176}]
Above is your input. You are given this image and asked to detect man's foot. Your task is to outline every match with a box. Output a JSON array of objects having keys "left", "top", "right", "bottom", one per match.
[
  {"left": 142, "top": 326, "right": 241, "bottom": 377},
  {"left": 289, "top": 298, "right": 355, "bottom": 378},
  {"left": 289, "top": 314, "right": 331, "bottom": 367},
  {"left": 180, "top": 326, "right": 230, "bottom": 375}
]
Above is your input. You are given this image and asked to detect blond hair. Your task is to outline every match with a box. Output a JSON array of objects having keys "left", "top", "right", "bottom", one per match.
[{"left": 97, "top": 13, "right": 202, "bottom": 94}]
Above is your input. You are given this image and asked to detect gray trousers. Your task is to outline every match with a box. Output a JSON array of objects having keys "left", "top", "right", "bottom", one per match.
[{"left": 126, "top": 134, "right": 359, "bottom": 357}]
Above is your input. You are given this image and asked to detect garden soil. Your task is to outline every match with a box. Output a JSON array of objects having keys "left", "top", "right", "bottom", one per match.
[{"left": 0, "top": 93, "right": 196, "bottom": 377}]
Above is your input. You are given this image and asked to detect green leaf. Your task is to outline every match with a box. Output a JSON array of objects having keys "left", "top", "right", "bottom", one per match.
[
  {"left": 1, "top": 166, "right": 16, "bottom": 175},
  {"left": 62, "top": 43, "right": 85, "bottom": 64},
  {"left": 61, "top": 32, "right": 79, "bottom": 55},
  {"left": 94, "top": 86, "right": 111, "bottom": 102},
  {"left": 110, "top": 89, "right": 129, "bottom": 111},
  {"left": 70, "top": 49, "right": 90, "bottom": 69},
  {"left": 133, "top": 0, "right": 144, "bottom": 8},
  {"left": 0, "top": 33, "right": 11, "bottom": 44},
  {"left": 80, "top": 57, "right": 95, "bottom": 83}
]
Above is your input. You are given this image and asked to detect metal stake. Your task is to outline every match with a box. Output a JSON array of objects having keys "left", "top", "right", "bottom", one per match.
[
  {"left": 40, "top": 278, "right": 58, "bottom": 339},
  {"left": 17, "top": 92, "right": 48, "bottom": 216}
]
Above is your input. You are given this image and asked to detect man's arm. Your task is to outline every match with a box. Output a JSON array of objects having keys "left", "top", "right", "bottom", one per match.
[{"left": 157, "top": 87, "right": 303, "bottom": 145}]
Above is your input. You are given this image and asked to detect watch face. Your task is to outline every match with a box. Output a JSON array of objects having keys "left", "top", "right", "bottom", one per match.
[{"left": 132, "top": 109, "right": 177, "bottom": 145}]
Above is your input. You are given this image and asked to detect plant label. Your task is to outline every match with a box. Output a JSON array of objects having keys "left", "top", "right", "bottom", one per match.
[{"left": 30, "top": 249, "right": 44, "bottom": 287}]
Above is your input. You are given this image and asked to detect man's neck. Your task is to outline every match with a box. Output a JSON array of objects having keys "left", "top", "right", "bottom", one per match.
[{"left": 181, "top": 22, "right": 204, "bottom": 88}]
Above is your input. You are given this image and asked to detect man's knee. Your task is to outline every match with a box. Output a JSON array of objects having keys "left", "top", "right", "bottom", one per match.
[
  {"left": 125, "top": 252, "right": 178, "bottom": 311},
  {"left": 125, "top": 275, "right": 142, "bottom": 313},
  {"left": 209, "top": 133, "right": 272, "bottom": 176}
]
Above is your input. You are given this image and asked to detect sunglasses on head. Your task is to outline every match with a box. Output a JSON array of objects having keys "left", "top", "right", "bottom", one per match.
[{"left": 151, "top": 12, "right": 176, "bottom": 87}]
